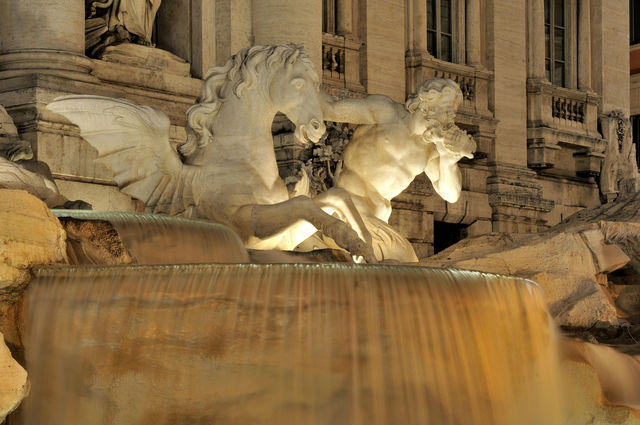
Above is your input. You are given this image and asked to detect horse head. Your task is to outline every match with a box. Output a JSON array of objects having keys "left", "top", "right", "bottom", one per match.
[
  {"left": 183, "top": 44, "right": 326, "bottom": 160},
  {"left": 266, "top": 47, "right": 326, "bottom": 144}
]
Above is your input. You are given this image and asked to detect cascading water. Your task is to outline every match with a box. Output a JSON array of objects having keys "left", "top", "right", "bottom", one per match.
[
  {"left": 53, "top": 210, "right": 250, "bottom": 264},
  {"left": 22, "top": 264, "right": 566, "bottom": 425}
]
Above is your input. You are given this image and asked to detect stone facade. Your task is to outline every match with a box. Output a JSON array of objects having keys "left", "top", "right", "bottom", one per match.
[{"left": 0, "top": 0, "right": 631, "bottom": 258}]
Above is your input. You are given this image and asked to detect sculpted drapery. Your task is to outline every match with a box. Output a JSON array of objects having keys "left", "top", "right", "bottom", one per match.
[
  {"left": 86, "top": 0, "right": 162, "bottom": 56},
  {"left": 107, "top": 0, "right": 162, "bottom": 43}
]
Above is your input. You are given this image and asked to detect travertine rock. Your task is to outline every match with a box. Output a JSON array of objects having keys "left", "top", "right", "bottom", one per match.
[
  {"left": 0, "top": 332, "right": 28, "bottom": 422},
  {"left": 424, "top": 192, "right": 640, "bottom": 329},
  {"left": 562, "top": 339, "right": 640, "bottom": 425},
  {"left": 0, "top": 189, "right": 67, "bottom": 292}
]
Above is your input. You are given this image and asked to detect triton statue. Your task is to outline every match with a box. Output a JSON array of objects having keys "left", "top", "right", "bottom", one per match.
[{"left": 319, "top": 78, "right": 475, "bottom": 261}]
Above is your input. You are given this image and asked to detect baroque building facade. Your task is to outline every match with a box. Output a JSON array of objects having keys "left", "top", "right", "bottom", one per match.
[{"left": 0, "top": 0, "right": 631, "bottom": 258}]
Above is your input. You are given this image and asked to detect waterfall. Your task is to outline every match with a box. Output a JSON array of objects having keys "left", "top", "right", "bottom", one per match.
[
  {"left": 53, "top": 210, "right": 250, "bottom": 264},
  {"left": 22, "top": 264, "right": 565, "bottom": 425}
]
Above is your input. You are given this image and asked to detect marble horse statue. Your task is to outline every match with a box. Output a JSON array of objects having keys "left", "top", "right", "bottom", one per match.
[{"left": 48, "top": 44, "right": 374, "bottom": 261}]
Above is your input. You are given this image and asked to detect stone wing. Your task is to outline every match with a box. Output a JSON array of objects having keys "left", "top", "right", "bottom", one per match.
[{"left": 47, "top": 96, "right": 198, "bottom": 215}]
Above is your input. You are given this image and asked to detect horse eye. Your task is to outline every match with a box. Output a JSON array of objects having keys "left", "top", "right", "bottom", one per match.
[{"left": 291, "top": 78, "right": 305, "bottom": 89}]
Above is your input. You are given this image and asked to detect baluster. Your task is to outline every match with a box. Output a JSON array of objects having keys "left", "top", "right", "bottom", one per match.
[
  {"left": 330, "top": 48, "right": 339, "bottom": 77},
  {"left": 569, "top": 100, "right": 576, "bottom": 121}
]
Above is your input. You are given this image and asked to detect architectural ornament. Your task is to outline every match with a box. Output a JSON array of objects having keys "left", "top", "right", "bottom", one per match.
[{"left": 600, "top": 111, "right": 640, "bottom": 202}]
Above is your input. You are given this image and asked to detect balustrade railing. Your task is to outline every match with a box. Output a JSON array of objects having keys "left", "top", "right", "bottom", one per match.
[
  {"left": 551, "top": 96, "right": 585, "bottom": 124},
  {"left": 321, "top": 33, "right": 365, "bottom": 97},
  {"left": 322, "top": 44, "right": 345, "bottom": 81},
  {"left": 433, "top": 70, "right": 476, "bottom": 102}
]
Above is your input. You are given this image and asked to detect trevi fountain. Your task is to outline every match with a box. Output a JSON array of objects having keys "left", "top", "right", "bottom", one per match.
[{"left": 0, "top": 3, "right": 640, "bottom": 424}]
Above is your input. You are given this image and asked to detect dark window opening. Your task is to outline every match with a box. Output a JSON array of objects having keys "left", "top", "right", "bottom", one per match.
[
  {"left": 631, "top": 0, "right": 640, "bottom": 45},
  {"left": 433, "top": 221, "right": 469, "bottom": 254},
  {"left": 631, "top": 115, "right": 640, "bottom": 168},
  {"left": 427, "top": 0, "right": 454, "bottom": 62},
  {"left": 545, "top": 0, "right": 567, "bottom": 87}
]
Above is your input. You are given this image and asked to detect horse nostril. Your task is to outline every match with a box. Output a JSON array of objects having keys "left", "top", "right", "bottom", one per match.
[{"left": 311, "top": 120, "right": 321, "bottom": 130}]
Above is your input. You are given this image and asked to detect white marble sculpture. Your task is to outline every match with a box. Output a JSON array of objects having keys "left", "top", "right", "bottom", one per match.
[
  {"left": 86, "top": 0, "right": 162, "bottom": 56},
  {"left": 48, "top": 44, "right": 374, "bottom": 261},
  {"left": 319, "top": 78, "right": 476, "bottom": 261},
  {"left": 0, "top": 106, "right": 91, "bottom": 209}
]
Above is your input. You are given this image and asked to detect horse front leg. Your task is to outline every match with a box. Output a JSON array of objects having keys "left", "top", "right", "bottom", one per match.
[{"left": 238, "top": 196, "right": 376, "bottom": 263}]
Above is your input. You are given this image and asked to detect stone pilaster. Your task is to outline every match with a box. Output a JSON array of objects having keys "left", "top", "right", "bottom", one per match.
[
  {"left": 466, "top": 0, "right": 482, "bottom": 67},
  {"left": 336, "top": 0, "right": 353, "bottom": 36},
  {"left": 252, "top": 0, "right": 323, "bottom": 73},
  {"left": 578, "top": 0, "right": 592, "bottom": 91},
  {"left": 0, "top": 0, "right": 93, "bottom": 79},
  {"left": 530, "top": 0, "right": 546, "bottom": 81}
]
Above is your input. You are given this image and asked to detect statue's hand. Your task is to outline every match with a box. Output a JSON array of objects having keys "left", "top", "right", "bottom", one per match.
[{"left": 318, "top": 216, "right": 377, "bottom": 263}]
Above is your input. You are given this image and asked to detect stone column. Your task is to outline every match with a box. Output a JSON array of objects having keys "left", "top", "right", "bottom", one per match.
[
  {"left": 412, "top": 0, "right": 428, "bottom": 53},
  {"left": 578, "top": 0, "right": 592, "bottom": 90},
  {"left": 0, "top": 0, "right": 92, "bottom": 78},
  {"left": 336, "top": 0, "right": 353, "bottom": 36},
  {"left": 466, "top": 0, "right": 482, "bottom": 66},
  {"left": 252, "top": 0, "right": 323, "bottom": 73},
  {"left": 531, "top": 0, "right": 547, "bottom": 80}
]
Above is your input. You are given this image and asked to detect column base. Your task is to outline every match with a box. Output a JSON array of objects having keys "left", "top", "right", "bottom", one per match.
[{"left": 0, "top": 50, "right": 96, "bottom": 81}]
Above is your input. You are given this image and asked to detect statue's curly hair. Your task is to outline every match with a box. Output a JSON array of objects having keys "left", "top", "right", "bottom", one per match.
[
  {"left": 405, "top": 78, "right": 463, "bottom": 115},
  {"left": 182, "top": 44, "right": 316, "bottom": 159}
]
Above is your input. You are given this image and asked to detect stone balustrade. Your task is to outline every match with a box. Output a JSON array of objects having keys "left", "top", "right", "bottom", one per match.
[
  {"left": 321, "top": 33, "right": 365, "bottom": 98},
  {"left": 526, "top": 81, "right": 605, "bottom": 175},
  {"left": 551, "top": 95, "right": 586, "bottom": 125},
  {"left": 432, "top": 69, "right": 476, "bottom": 103},
  {"left": 322, "top": 43, "right": 345, "bottom": 81}
]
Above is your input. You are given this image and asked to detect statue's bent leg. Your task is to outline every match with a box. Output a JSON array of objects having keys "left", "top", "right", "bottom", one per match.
[{"left": 239, "top": 196, "right": 376, "bottom": 263}]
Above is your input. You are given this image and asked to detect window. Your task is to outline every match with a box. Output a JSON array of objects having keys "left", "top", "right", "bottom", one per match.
[
  {"left": 631, "top": 0, "right": 640, "bottom": 45},
  {"left": 545, "top": 0, "right": 568, "bottom": 86},
  {"left": 427, "top": 0, "right": 455, "bottom": 62},
  {"left": 632, "top": 115, "right": 640, "bottom": 168}
]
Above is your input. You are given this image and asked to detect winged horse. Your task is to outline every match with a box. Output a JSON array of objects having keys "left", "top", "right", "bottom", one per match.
[{"left": 47, "top": 44, "right": 374, "bottom": 261}]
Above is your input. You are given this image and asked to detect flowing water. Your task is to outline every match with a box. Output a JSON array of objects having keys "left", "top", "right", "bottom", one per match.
[
  {"left": 22, "top": 264, "right": 566, "bottom": 425},
  {"left": 53, "top": 210, "right": 249, "bottom": 264}
]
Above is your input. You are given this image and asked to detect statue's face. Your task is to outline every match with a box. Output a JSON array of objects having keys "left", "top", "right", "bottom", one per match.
[{"left": 269, "top": 61, "right": 326, "bottom": 144}]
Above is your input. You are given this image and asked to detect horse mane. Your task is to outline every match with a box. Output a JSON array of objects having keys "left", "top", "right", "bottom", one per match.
[{"left": 182, "top": 44, "right": 316, "bottom": 159}]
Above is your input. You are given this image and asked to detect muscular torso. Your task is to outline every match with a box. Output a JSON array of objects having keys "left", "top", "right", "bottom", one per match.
[{"left": 336, "top": 122, "right": 429, "bottom": 220}]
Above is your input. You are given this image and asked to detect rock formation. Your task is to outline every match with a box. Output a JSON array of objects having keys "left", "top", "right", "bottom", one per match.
[
  {"left": 423, "top": 191, "right": 640, "bottom": 331},
  {"left": 0, "top": 332, "right": 28, "bottom": 423},
  {"left": 0, "top": 189, "right": 68, "bottom": 293}
]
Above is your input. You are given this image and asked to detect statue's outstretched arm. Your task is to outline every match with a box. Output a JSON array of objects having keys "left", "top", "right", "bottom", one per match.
[{"left": 321, "top": 91, "right": 402, "bottom": 124}]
